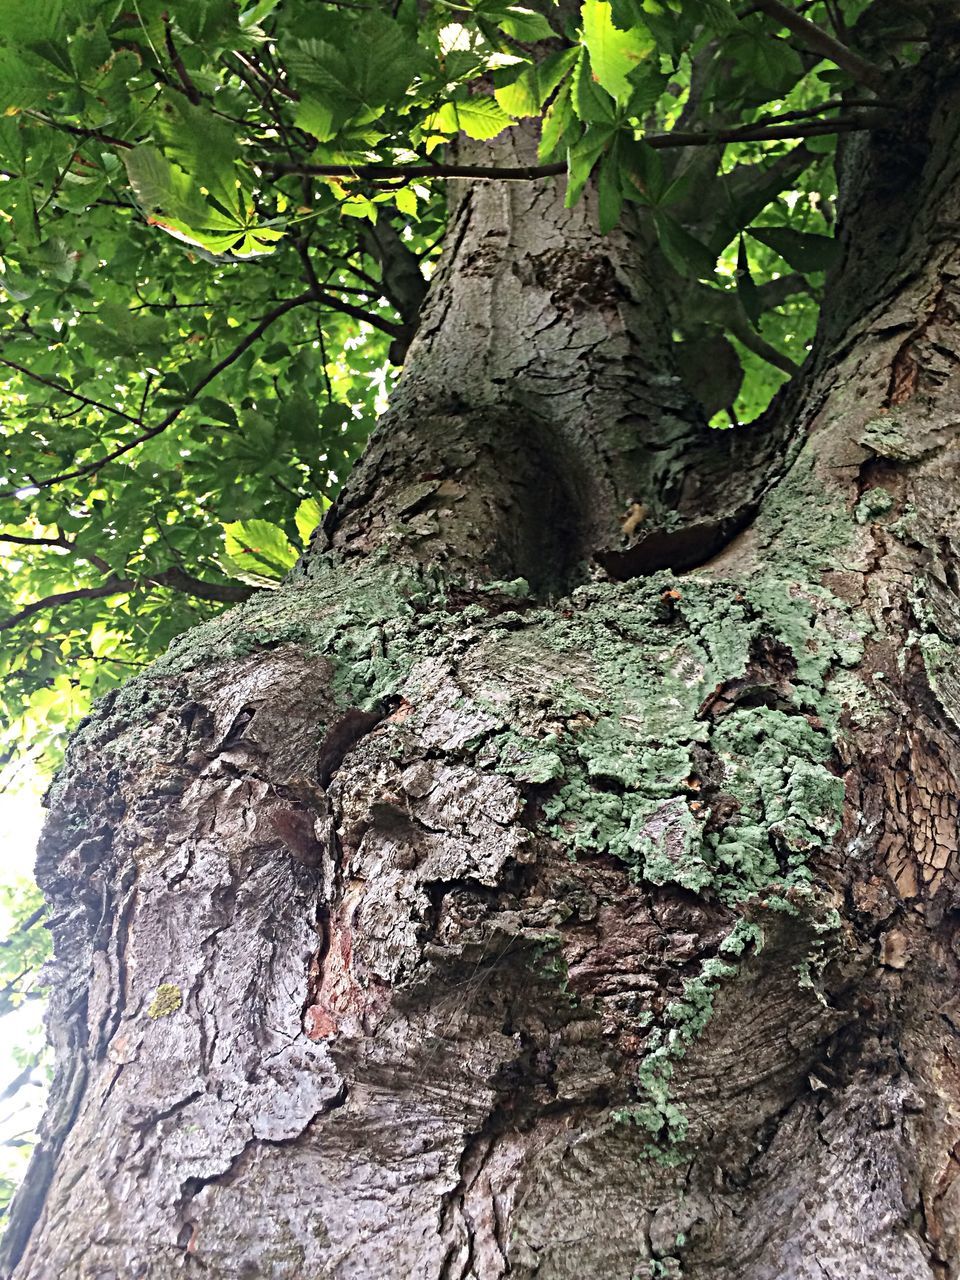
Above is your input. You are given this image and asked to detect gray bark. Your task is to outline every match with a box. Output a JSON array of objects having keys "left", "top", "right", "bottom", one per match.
[{"left": 5, "top": 41, "right": 960, "bottom": 1280}]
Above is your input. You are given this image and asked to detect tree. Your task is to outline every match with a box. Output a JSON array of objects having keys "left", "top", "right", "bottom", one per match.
[{"left": 3, "top": 0, "right": 960, "bottom": 1274}]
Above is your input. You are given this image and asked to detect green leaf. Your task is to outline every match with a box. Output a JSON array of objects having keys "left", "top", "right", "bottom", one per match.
[
  {"left": 597, "top": 150, "right": 623, "bottom": 234},
  {"left": 538, "top": 78, "right": 575, "bottom": 160},
  {"left": 495, "top": 65, "right": 540, "bottom": 118},
  {"left": 221, "top": 518, "right": 298, "bottom": 585},
  {"left": 572, "top": 49, "right": 616, "bottom": 123},
  {"left": 749, "top": 226, "right": 841, "bottom": 274},
  {"left": 725, "top": 26, "right": 803, "bottom": 94},
  {"left": 292, "top": 95, "right": 337, "bottom": 142},
  {"left": 580, "top": 0, "right": 654, "bottom": 102},
  {"left": 0, "top": 0, "right": 64, "bottom": 43},
  {"left": 687, "top": 0, "right": 739, "bottom": 35},
  {"left": 123, "top": 144, "right": 208, "bottom": 227},
  {"left": 654, "top": 211, "right": 716, "bottom": 279},
  {"left": 431, "top": 96, "right": 514, "bottom": 140},
  {"left": 566, "top": 124, "right": 614, "bottom": 206},
  {"left": 294, "top": 496, "right": 329, "bottom": 545},
  {"left": 241, "top": 0, "right": 282, "bottom": 27},
  {"left": 497, "top": 6, "right": 556, "bottom": 41},
  {"left": 154, "top": 94, "right": 240, "bottom": 213}
]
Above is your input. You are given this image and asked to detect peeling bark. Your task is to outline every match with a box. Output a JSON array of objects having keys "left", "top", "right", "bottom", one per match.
[{"left": 6, "top": 40, "right": 960, "bottom": 1280}]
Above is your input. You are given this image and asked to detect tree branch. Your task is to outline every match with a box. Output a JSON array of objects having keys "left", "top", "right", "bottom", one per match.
[
  {"left": 0, "top": 564, "right": 254, "bottom": 632},
  {"left": 0, "top": 579, "right": 135, "bottom": 632},
  {"left": 753, "top": 0, "right": 886, "bottom": 92},
  {"left": 147, "top": 567, "right": 254, "bottom": 603},
  {"left": 0, "top": 1056, "right": 43, "bottom": 1106},
  {"left": 163, "top": 17, "right": 202, "bottom": 104},
  {"left": 0, "top": 906, "right": 47, "bottom": 946},
  {"left": 20, "top": 111, "right": 134, "bottom": 151},
  {"left": 267, "top": 115, "right": 883, "bottom": 185},
  {"left": 0, "top": 292, "right": 318, "bottom": 499},
  {"left": 0, "top": 359, "right": 141, "bottom": 425},
  {"left": 0, "top": 532, "right": 73, "bottom": 552},
  {"left": 313, "top": 290, "right": 404, "bottom": 339},
  {"left": 690, "top": 283, "right": 805, "bottom": 375}
]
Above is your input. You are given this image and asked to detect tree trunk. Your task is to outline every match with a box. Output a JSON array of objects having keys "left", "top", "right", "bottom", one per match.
[{"left": 6, "top": 49, "right": 960, "bottom": 1280}]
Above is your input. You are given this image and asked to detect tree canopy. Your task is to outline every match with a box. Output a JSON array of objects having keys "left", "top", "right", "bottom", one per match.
[{"left": 0, "top": 0, "right": 913, "bottom": 784}]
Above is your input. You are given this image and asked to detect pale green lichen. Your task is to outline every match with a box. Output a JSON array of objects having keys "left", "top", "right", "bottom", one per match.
[
  {"left": 147, "top": 983, "right": 182, "bottom": 1019},
  {"left": 859, "top": 416, "right": 918, "bottom": 461},
  {"left": 855, "top": 486, "right": 894, "bottom": 524},
  {"left": 58, "top": 474, "right": 863, "bottom": 1167}
]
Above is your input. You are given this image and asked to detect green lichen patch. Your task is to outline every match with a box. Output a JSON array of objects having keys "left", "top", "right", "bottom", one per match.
[
  {"left": 859, "top": 416, "right": 921, "bottom": 461},
  {"left": 59, "top": 517, "right": 864, "bottom": 1169},
  {"left": 855, "top": 486, "right": 895, "bottom": 524},
  {"left": 147, "top": 983, "right": 183, "bottom": 1019}
]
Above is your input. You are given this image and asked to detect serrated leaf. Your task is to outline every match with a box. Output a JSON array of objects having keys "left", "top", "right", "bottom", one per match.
[
  {"left": 222, "top": 519, "right": 298, "bottom": 583},
  {"left": 566, "top": 124, "right": 614, "bottom": 206},
  {"left": 538, "top": 45, "right": 579, "bottom": 102},
  {"left": 572, "top": 49, "right": 615, "bottom": 123},
  {"left": 538, "top": 78, "right": 575, "bottom": 160},
  {"left": 0, "top": 0, "right": 64, "bottom": 43},
  {"left": 394, "top": 185, "right": 417, "bottom": 217},
  {"left": 654, "top": 211, "right": 716, "bottom": 279},
  {"left": 155, "top": 94, "right": 240, "bottom": 213},
  {"left": 123, "top": 144, "right": 207, "bottom": 226},
  {"left": 495, "top": 65, "right": 540, "bottom": 118},
  {"left": 294, "top": 496, "right": 329, "bottom": 545},
  {"left": 292, "top": 95, "right": 337, "bottom": 142},
  {"left": 687, "top": 0, "right": 739, "bottom": 35},
  {"left": 749, "top": 226, "right": 840, "bottom": 274},
  {"left": 240, "top": 0, "right": 282, "bottom": 27},
  {"left": 432, "top": 96, "right": 513, "bottom": 141},
  {"left": 581, "top": 0, "right": 654, "bottom": 102},
  {"left": 725, "top": 27, "right": 803, "bottom": 94},
  {"left": 497, "top": 6, "right": 556, "bottom": 41}
]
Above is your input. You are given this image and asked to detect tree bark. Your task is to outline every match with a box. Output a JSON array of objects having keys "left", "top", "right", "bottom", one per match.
[{"left": 6, "top": 42, "right": 960, "bottom": 1280}]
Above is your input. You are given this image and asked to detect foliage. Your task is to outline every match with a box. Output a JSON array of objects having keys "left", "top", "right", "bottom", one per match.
[{"left": 0, "top": 0, "right": 893, "bottom": 780}]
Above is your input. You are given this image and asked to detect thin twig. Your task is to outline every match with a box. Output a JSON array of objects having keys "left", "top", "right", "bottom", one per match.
[
  {"left": 0, "top": 292, "right": 317, "bottom": 498},
  {"left": 754, "top": 0, "right": 885, "bottom": 92},
  {"left": 0, "top": 360, "right": 141, "bottom": 425},
  {"left": 268, "top": 114, "right": 884, "bottom": 184},
  {"left": 163, "top": 17, "right": 202, "bottom": 104},
  {"left": 0, "top": 907, "right": 47, "bottom": 947}
]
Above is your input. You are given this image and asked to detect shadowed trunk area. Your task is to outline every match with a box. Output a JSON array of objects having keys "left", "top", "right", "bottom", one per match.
[
  {"left": 321, "top": 123, "right": 785, "bottom": 593},
  {"left": 6, "top": 38, "right": 960, "bottom": 1280}
]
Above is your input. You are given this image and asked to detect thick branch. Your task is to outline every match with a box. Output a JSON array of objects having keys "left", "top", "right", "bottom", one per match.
[
  {"left": 147, "top": 567, "right": 254, "bottom": 603},
  {"left": 0, "top": 567, "right": 253, "bottom": 632},
  {"left": 0, "top": 579, "right": 135, "bottom": 632}
]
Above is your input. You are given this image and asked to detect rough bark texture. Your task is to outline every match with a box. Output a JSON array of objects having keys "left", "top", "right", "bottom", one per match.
[{"left": 6, "top": 39, "right": 960, "bottom": 1280}]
